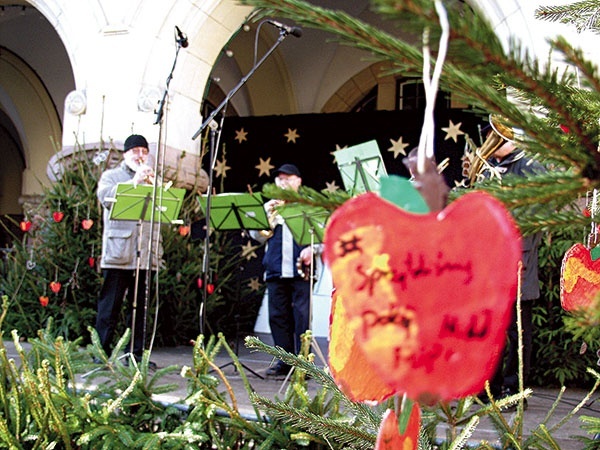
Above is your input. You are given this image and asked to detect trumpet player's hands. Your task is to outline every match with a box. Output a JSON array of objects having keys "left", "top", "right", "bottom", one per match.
[
  {"left": 133, "top": 165, "right": 155, "bottom": 185},
  {"left": 265, "top": 199, "right": 284, "bottom": 213},
  {"left": 299, "top": 246, "right": 314, "bottom": 266}
]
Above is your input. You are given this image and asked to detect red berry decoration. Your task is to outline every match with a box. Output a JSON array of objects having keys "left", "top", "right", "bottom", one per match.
[{"left": 52, "top": 211, "right": 65, "bottom": 222}]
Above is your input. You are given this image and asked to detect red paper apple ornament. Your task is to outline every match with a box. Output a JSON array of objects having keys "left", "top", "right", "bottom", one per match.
[
  {"left": 323, "top": 191, "right": 521, "bottom": 403},
  {"left": 20, "top": 221, "right": 32, "bottom": 232},
  {"left": 52, "top": 211, "right": 65, "bottom": 223},
  {"left": 39, "top": 296, "right": 49, "bottom": 307},
  {"left": 560, "top": 243, "right": 600, "bottom": 311},
  {"left": 81, "top": 219, "right": 94, "bottom": 230}
]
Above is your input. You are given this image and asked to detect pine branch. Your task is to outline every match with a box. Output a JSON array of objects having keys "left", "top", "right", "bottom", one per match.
[
  {"left": 535, "top": 0, "right": 600, "bottom": 34},
  {"left": 241, "top": 0, "right": 600, "bottom": 234}
]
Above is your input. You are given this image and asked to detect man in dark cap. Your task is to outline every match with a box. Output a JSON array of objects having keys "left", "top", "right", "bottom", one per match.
[
  {"left": 477, "top": 117, "right": 546, "bottom": 408},
  {"left": 94, "top": 134, "right": 161, "bottom": 368},
  {"left": 251, "top": 163, "right": 317, "bottom": 376}
]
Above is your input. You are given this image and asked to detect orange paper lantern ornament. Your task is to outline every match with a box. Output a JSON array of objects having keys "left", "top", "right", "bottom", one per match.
[
  {"left": 323, "top": 191, "right": 521, "bottom": 403},
  {"left": 329, "top": 289, "right": 396, "bottom": 402},
  {"left": 560, "top": 243, "right": 600, "bottom": 311},
  {"left": 375, "top": 403, "right": 421, "bottom": 450}
]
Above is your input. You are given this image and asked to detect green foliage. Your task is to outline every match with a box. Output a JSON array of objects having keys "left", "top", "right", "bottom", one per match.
[
  {"left": 0, "top": 144, "right": 263, "bottom": 347},
  {"left": 0, "top": 147, "right": 106, "bottom": 341},
  {"left": 532, "top": 229, "right": 599, "bottom": 387}
]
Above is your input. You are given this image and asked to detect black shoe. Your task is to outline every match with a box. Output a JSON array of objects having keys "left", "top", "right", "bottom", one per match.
[{"left": 266, "top": 363, "right": 290, "bottom": 377}]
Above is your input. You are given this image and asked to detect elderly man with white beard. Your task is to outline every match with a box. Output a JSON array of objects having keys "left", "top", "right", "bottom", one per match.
[{"left": 94, "top": 134, "right": 162, "bottom": 368}]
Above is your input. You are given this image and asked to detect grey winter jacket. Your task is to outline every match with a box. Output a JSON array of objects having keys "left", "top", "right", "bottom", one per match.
[{"left": 97, "top": 162, "right": 163, "bottom": 270}]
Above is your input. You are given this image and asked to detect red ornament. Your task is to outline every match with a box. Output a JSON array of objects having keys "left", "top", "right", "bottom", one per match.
[
  {"left": 20, "top": 221, "right": 32, "bottom": 232},
  {"left": 88, "top": 257, "right": 95, "bottom": 268},
  {"left": 560, "top": 124, "right": 570, "bottom": 133},
  {"left": 583, "top": 208, "right": 591, "bottom": 218},
  {"left": 39, "top": 296, "right": 49, "bottom": 307},
  {"left": 323, "top": 191, "right": 521, "bottom": 403},
  {"left": 49, "top": 281, "right": 61, "bottom": 294},
  {"left": 560, "top": 243, "right": 600, "bottom": 311},
  {"left": 52, "top": 211, "right": 65, "bottom": 223},
  {"left": 206, "top": 284, "right": 215, "bottom": 294},
  {"left": 178, "top": 225, "right": 190, "bottom": 236},
  {"left": 197, "top": 277, "right": 203, "bottom": 289},
  {"left": 81, "top": 219, "right": 94, "bottom": 230},
  {"left": 375, "top": 404, "right": 420, "bottom": 450}
]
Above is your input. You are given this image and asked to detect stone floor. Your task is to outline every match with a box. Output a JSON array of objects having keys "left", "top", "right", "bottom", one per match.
[{"left": 6, "top": 334, "right": 600, "bottom": 449}]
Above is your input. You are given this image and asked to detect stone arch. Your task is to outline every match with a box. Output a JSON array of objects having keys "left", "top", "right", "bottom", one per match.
[{"left": 0, "top": 47, "right": 62, "bottom": 206}]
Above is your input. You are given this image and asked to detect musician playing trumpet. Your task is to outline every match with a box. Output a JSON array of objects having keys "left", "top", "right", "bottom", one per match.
[
  {"left": 250, "top": 163, "right": 319, "bottom": 377},
  {"left": 95, "top": 134, "right": 162, "bottom": 368}
]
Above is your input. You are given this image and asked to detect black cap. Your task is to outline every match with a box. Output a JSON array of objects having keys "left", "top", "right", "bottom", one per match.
[
  {"left": 274, "top": 163, "right": 301, "bottom": 177},
  {"left": 123, "top": 134, "right": 149, "bottom": 151}
]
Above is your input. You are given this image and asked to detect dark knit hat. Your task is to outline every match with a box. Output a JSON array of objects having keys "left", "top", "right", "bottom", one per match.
[
  {"left": 274, "top": 163, "right": 301, "bottom": 178},
  {"left": 123, "top": 134, "right": 149, "bottom": 151}
]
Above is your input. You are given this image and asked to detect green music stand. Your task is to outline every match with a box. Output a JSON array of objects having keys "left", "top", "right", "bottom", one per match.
[
  {"left": 197, "top": 192, "right": 269, "bottom": 231},
  {"left": 334, "top": 139, "right": 388, "bottom": 196},
  {"left": 278, "top": 204, "right": 329, "bottom": 246},
  {"left": 109, "top": 183, "right": 186, "bottom": 224}
]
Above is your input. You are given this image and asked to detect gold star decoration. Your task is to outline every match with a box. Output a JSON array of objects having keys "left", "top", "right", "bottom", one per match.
[
  {"left": 441, "top": 120, "right": 465, "bottom": 143},
  {"left": 214, "top": 158, "right": 231, "bottom": 178},
  {"left": 234, "top": 128, "right": 248, "bottom": 144},
  {"left": 284, "top": 128, "right": 300, "bottom": 143},
  {"left": 247, "top": 277, "right": 261, "bottom": 292},
  {"left": 331, "top": 144, "right": 348, "bottom": 163},
  {"left": 388, "top": 136, "right": 410, "bottom": 159},
  {"left": 324, "top": 180, "right": 340, "bottom": 193},
  {"left": 255, "top": 157, "right": 275, "bottom": 177},
  {"left": 241, "top": 241, "right": 259, "bottom": 260}
]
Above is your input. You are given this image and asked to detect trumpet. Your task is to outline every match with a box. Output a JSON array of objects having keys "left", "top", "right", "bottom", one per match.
[{"left": 259, "top": 200, "right": 284, "bottom": 238}]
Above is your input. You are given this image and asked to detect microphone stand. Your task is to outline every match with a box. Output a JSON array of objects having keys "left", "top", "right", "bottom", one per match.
[
  {"left": 193, "top": 27, "right": 293, "bottom": 339},
  {"left": 136, "top": 34, "right": 185, "bottom": 357},
  {"left": 192, "top": 28, "right": 292, "bottom": 140}
]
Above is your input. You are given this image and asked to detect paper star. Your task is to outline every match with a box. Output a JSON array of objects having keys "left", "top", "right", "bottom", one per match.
[
  {"left": 234, "top": 128, "right": 248, "bottom": 143},
  {"left": 255, "top": 157, "right": 275, "bottom": 177},
  {"left": 331, "top": 144, "right": 348, "bottom": 163},
  {"left": 214, "top": 158, "right": 231, "bottom": 178},
  {"left": 388, "top": 136, "right": 410, "bottom": 159},
  {"left": 324, "top": 180, "right": 340, "bottom": 193},
  {"left": 241, "top": 241, "right": 258, "bottom": 260},
  {"left": 247, "top": 277, "right": 261, "bottom": 291},
  {"left": 284, "top": 128, "right": 300, "bottom": 143},
  {"left": 441, "top": 120, "right": 465, "bottom": 143}
]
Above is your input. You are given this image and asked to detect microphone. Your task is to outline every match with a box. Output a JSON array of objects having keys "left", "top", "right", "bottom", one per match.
[
  {"left": 175, "top": 26, "right": 189, "bottom": 48},
  {"left": 267, "top": 20, "right": 302, "bottom": 38}
]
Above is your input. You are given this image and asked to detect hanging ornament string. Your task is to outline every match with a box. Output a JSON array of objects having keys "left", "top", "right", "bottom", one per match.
[
  {"left": 588, "top": 188, "right": 598, "bottom": 249},
  {"left": 416, "top": 0, "right": 450, "bottom": 175}
]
